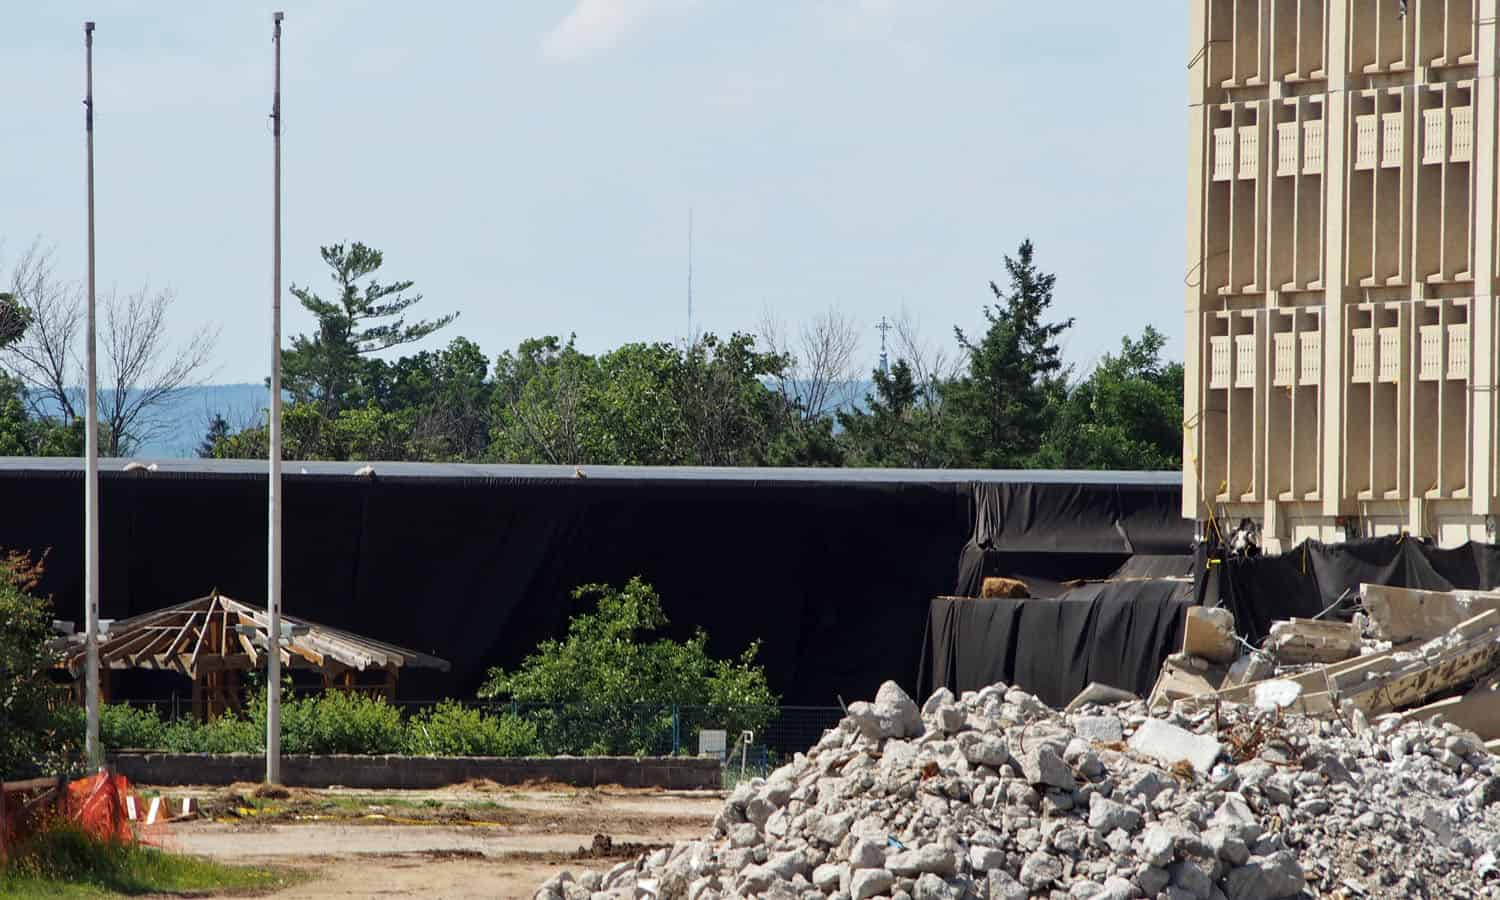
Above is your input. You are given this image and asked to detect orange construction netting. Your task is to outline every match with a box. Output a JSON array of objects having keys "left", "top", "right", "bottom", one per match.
[{"left": 1, "top": 769, "right": 166, "bottom": 859}]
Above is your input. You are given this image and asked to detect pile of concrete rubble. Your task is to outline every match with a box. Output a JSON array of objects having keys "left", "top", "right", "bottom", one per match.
[
  {"left": 536, "top": 584, "right": 1500, "bottom": 900},
  {"left": 1156, "top": 583, "right": 1500, "bottom": 741}
]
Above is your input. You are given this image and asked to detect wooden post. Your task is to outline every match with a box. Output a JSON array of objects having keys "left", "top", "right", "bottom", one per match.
[{"left": 1, "top": 779, "right": 10, "bottom": 861}]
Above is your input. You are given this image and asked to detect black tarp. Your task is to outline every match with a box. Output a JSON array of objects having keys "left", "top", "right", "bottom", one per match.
[
  {"left": 1201, "top": 536, "right": 1500, "bottom": 642},
  {"left": 954, "top": 481, "right": 1193, "bottom": 597},
  {"left": 920, "top": 579, "right": 1194, "bottom": 707},
  {"left": 0, "top": 460, "right": 1190, "bottom": 706}
]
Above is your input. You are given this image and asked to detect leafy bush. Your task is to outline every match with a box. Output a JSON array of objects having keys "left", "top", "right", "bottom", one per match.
[
  {"left": 273, "top": 690, "right": 404, "bottom": 755},
  {"left": 479, "top": 577, "right": 779, "bottom": 755},
  {"left": 403, "top": 701, "right": 538, "bottom": 757},
  {"left": 99, "top": 705, "right": 167, "bottom": 751},
  {"left": 161, "top": 713, "right": 261, "bottom": 754},
  {"left": 0, "top": 550, "right": 81, "bottom": 778}
]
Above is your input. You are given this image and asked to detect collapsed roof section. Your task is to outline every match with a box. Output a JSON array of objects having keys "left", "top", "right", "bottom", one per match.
[{"left": 53, "top": 591, "right": 450, "bottom": 680}]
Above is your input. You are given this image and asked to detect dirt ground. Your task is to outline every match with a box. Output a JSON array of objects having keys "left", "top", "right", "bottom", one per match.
[{"left": 149, "top": 781, "right": 721, "bottom": 899}]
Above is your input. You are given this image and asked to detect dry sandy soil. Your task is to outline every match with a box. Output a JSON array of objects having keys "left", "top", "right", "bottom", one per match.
[{"left": 150, "top": 781, "right": 721, "bottom": 899}]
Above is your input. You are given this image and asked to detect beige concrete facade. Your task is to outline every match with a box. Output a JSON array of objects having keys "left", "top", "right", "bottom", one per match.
[{"left": 1185, "top": 0, "right": 1500, "bottom": 551}]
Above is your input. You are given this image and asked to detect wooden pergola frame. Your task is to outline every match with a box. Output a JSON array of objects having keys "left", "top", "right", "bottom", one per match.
[{"left": 53, "top": 591, "right": 450, "bottom": 720}]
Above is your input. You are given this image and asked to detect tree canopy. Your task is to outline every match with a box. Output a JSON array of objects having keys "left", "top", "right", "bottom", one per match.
[
  {"left": 283, "top": 243, "right": 457, "bottom": 417},
  {"left": 193, "top": 236, "right": 1183, "bottom": 472}
]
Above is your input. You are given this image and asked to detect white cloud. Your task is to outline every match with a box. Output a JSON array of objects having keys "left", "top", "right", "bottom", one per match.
[{"left": 541, "top": 0, "right": 663, "bottom": 62}]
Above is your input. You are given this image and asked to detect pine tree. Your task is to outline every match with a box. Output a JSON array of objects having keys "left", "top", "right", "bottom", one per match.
[
  {"left": 198, "top": 414, "right": 231, "bottom": 458},
  {"left": 282, "top": 243, "right": 456, "bottom": 417},
  {"left": 944, "top": 240, "right": 1073, "bottom": 468}
]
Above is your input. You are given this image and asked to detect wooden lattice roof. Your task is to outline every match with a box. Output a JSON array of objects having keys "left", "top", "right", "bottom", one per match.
[{"left": 53, "top": 592, "right": 449, "bottom": 679}]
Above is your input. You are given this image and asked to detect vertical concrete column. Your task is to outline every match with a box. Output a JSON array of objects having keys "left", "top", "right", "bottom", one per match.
[
  {"left": 1321, "top": 0, "right": 1351, "bottom": 525},
  {"left": 1184, "top": 0, "right": 1209, "bottom": 521},
  {"left": 1471, "top": 1, "right": 1499, "bottom": 518}
]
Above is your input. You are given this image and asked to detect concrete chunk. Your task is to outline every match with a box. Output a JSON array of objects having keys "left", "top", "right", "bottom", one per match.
[
  {"left": 1266, "top": 618, "right": 1360, "bottom": 665},
  {"left": 1066, "top": 682, "right": 1138, "bottom": 712},
  {"left": 1363, "top": 583, "right": 1500, "bottom": 643},
  {"left": 1127, "top": 718, "right": 1223, "bottom": 774},
  {"left": 1182, "top": 606, "right": 1237, "bottom": 663}
]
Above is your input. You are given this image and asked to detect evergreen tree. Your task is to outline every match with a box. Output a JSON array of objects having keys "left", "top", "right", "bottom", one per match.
[
  {"left": 838, "top": 360, "right": 948, "bottom": 468},
  {"left": 0, "top": 291, "right": 26, "bottom": 350},
  {"left": 198, "top": 414, "right": 231, "bottom": 459},
  {"left": 943, "top": 240, "right": 1073, "bottom": 467},
  {"left": 282, "top": 243, "right": 456, "bottom": 417}
]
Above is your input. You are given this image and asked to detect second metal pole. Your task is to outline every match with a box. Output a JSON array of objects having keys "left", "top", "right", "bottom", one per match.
[
  {"left": 266, "top": 10, "right": 285, "bottom": 785},
  {"left": 83, "top": 19, "right": 101, "bottom": 772}
]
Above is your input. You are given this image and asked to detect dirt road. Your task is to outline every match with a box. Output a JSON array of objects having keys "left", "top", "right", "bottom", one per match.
[{"left": 154, "top": 782, "right": 721, "bottom": 899}]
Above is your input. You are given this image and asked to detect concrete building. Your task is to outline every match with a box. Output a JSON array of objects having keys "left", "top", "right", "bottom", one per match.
[{"left": 1184, "top": 0, "right": 1500, "bottom": 551}]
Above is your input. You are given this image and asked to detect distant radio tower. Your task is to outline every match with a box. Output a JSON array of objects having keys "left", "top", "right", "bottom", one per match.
[
  {"left": 687, "top": 208, "right": 694, "bottom": 339},
  {"left": 876, "top": 316, "right": 892, "bottom": 375}
]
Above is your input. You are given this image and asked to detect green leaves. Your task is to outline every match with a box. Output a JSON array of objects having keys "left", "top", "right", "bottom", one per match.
[
  {"left": 208, "top": 235, "right": 1183, "bottom": 474},
  {"left": 479, "top": 577, "right": 779, "bottom": 756},
  {"left": 1033, "top": 325, "right": 1183, "bottom": 471},
  {"left": 491, "top": 332, "right": 796, "bottom": 467},
  {"left": 282, "top": 242, "right": 457, "bottom": 418},
  {"left": 0, "top": 558, "right": 81, "bottom": 778},
  {"left": 944, "top": 239, "right": 1074, "bottom": 469}
]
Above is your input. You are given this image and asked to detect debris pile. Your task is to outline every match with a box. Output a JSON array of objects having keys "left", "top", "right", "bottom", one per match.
[
  {"left": 1161, "top": 585, "right": 1500, "bottom": 747},
  {"left": 536, "top": 677, "right": 1500, "bottom": 899}
]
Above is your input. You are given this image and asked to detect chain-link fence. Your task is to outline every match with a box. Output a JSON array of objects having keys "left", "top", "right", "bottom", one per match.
[{"left": 107, "top": 697, "right": 844, "bottom": 778}]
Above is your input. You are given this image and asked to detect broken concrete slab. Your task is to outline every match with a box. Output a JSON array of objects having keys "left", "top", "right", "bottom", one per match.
[
  {"left": 1252, "top": 679, "right": 1304, "bottom": 711},
  {"left": 1127, "top": 718, "right": 1223, "bottom": 774},
  {"left": 1183, "top": 606, "right": 1238, "bottom": 664},
  {"left": 1265, "top": 618, "right": 1360, "bottom": 665},
  {"left": 1223, "top": 653, "right": 1275, "bottom": 689},
  {"left": 1396, "top": 681, "right": 1500, "bottom": 740},
  {"left": 1148, "top": 657, "right": 1227, "bottom": 710},
  {"left": 1363, "top": 583, "right": 1500, "bottom": 644},
  {"left": 1332, "top": 610, "right": 1500, "bottom": 715},
  {"left": 1065, "top": 682, "right": 1138, "bottom": 712}
]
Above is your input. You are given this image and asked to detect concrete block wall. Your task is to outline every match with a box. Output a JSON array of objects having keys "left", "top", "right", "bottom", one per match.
[
  {"left": 107, "top": 752, "right": 723, "bottom": 791},
  {"left": 1185, "top": 0, "right": 1500, "bottom": 551}
]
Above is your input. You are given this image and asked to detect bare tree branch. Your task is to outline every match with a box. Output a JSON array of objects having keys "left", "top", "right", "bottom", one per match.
[
  {"left": 2, "top": 241, "right": 82, "bottom": 421},
  {"left": 98, "top": 285, "right": 220, "bottom": 456},
  {"left": 758, "top": 305, "right": 861, "bottom": 424},
  {"left": 892, "top": 307, "right": 962, "bottom": 413}
]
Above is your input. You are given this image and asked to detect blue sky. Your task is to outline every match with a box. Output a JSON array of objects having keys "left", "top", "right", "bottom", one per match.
[{"left": 2, "top": 2, "right": 1189, "bottom": 384}]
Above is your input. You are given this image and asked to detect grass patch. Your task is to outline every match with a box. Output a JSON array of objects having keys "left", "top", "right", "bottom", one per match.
[{"left": 0, "top": 822, "right": 298, "bottom": 897}]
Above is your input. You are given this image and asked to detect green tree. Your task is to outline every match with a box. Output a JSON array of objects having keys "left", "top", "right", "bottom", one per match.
[
  {"left": 0, "top": 373, "right": 80, "bottom": 457},
  {"left": 838, "top": 360, "right": 952, "bottom": 468},
  {"left": 490, "top": 333, "right": 796, "bottom": 467},
  {"left": 198, "top": 414, "right": 231, "bottom": 459},
  {"left": 283, "top": 243, "right": 456, "bottom": 417},
  {"left": 0, "top": 552, "right": 80, "bottom": 778},
  {"left": 0, "top": 291, "right": 27, "bottom": 350},
  {"left": 943, "top": 240, "right": 1073, "bottom": 468},
  {"left": 1034, "top": 326, "right": 1184, "bottom": 470},
  {"left": 371, "top": 337, "right": 494, "bottom": 460},
  {"left": 479, "top": 577, "right": 778, "bottom": 755}
]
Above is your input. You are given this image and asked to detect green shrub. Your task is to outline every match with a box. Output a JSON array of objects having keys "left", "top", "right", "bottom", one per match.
[
  {"left": 162, "top": 714, "right": 261, "bottom": 754},
  {"left": 404, "top": 701, "right": 538, "bottom": 757},
  {"left": 0, "top": 552, "right": 82, "bottom": 778},
  {"left": 279, "top": 690, "right": 404, "bottom": 755},
  {"left": 479, "top": 577, "right": 779, "bottom": 756},
  {"left": 99, "top": 704, "right": 167, "bottom": 750}
]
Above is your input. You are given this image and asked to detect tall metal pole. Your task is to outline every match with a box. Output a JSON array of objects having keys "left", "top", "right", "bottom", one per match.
[
  {"left": 83, "top": 20, "right": 101, "bottom": 771},
  {"left": 266, "top": 10, "right": 284, "bottom": 785}
]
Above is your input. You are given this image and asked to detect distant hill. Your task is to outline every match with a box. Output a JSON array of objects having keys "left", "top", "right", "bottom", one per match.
[
  {"left": 31, "top": 383, "right": 269, "bottom": 458},
  {"left": 35, "top": 378, "right": 882, "bottom": 459}
]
